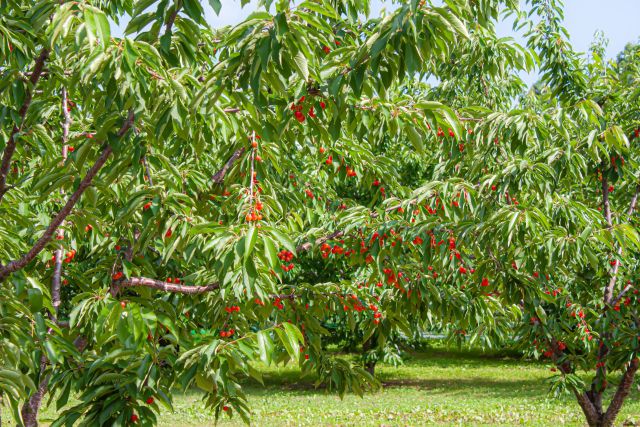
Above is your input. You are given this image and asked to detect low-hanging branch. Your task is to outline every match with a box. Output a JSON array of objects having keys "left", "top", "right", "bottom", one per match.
[{"left": 115, "top": 277, "right": 220, "bottom": 295}]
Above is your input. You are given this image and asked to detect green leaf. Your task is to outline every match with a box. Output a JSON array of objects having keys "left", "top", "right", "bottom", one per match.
[
  {"left": 208, "top": 0, "right": 222, "bottom": 15},
  {"left": 292, "top": 50, "right": 309, "bottom": 81},
  {"left": 245, "top": 226, "right": 258, "bottom": 261}
]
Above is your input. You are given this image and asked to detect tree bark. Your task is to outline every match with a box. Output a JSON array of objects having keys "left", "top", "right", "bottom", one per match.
[{"left": 574, "top": 390, "right": 600, "bottom": 427}]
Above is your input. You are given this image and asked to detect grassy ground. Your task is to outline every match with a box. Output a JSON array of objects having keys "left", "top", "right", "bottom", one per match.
[{"left": 6, "top": 347, "right": 640, "bottom": 426}]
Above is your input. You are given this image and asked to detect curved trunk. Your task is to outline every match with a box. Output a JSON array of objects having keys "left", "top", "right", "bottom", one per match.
[{"left": 20, "top": 355, "right": 48, "bottom": 427}]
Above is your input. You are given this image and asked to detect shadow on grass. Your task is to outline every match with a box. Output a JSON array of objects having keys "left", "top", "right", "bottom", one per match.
[
  {"left": 231, "top": 348, "right": 554, "bottom": 402},
  {"left": 246, "top": 375, "right": 549, "bottom": 401}
]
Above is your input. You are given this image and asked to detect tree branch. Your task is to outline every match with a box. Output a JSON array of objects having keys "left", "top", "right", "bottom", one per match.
[
  {"left": 115, "top": 277, "right": 220, "bottom": 295},
  {"left": 601, "top": 172, "right": 615, "bottom": 304},
  {"left": 52, "top": 87, "right": 73, "bottom": 315},
  {"left": 296, "top": 230, "right": 345, "bottom": 253},
  {"left": 0, "top": 48, "right": 49, "bottom": 202},
  {"left": 164, "top": 0, "right": 182, "bottom": 35},
  {"left": 212, "top": 147, "right": 245, "bottom": 184},
  {"left": 611, "top": 284, "right": 634, "bottom": 308},
  {"left": 605, "top": 182, "right": 639, "bottom": 305},
  {"left": 0, "top": 111, "right": 134, "bottom": 282}
]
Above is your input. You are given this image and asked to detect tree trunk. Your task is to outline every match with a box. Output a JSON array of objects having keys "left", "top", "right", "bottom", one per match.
[
  {"left": 574, "top": 358, "right": 639, "bottom": 427},
  {"left": 599, "top": 358, "right": 639, "bottom": 427},
  {"left": 362, "top": 335, "right": 377, "bottom": 376},
  {"left": 364, "top": 359, "right": 376, "bottom": 376},
  {"left": 20, "top": 355, "right": 48, "bottom": 427}
]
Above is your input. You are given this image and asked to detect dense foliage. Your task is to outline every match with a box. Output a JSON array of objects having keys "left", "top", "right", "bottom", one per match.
[{"left": 0, "top": 0, "right": 638, "bottom": 426}]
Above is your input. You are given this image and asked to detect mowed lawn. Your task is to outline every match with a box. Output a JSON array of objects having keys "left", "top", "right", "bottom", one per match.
[{"left": 13, "top": 348, "right": 640, "bottom": 426}]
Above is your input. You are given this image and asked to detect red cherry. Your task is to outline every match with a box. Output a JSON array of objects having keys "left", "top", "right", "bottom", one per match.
[
  {"left": 146, "top": 397, "right": 154, "bottom": 405},
  {"left": 130, "top": 414, "right": 139, "bottom": 423},
  {"left": 143, "top": 202, "right": 152, "bottom": 210},
  {"left": 223, "top": 405, "right": 229, "bottom": 412},
  {"left": 319, "top": 101, "right": 326, "bottom": 110},
  {"left": 112, "top": 272, "right": 123, "bottom": 280},
  {"left": 120, "top": 301, "right": 126, "bottom": 309},
  {"left": 165, "top": 229, "right": 173, "bottom": 238}
]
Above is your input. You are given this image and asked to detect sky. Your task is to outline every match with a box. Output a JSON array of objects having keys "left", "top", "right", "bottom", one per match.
[
  {"left": 203, "top": 0, "right": 640, "bottom": 54},
  {"left": 116, "top": 1, "right": 640, "bottom": 85}
]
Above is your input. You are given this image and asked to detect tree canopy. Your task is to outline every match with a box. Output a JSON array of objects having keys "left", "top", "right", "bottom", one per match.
[{"left": 1, "top": 0, "right": 639, "bottom": 426}]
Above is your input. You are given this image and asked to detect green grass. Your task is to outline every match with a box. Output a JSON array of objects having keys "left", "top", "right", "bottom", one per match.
[{"left": 7, "top": 348, "right": 640, "bottom": 426}]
